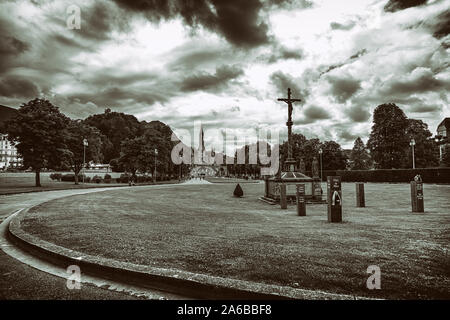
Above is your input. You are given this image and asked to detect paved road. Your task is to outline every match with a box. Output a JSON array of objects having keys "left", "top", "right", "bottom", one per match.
[{"left": 0, "top": 187, "right": 178, "bottom": 300}]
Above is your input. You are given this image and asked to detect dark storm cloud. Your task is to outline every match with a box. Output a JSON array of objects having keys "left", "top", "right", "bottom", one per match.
[
  {"left": 330, "top": 21, "right": 356, "bottom": 31},
  {"left": 327, "top": 75, "right": 361, "bottom": 103},
  {"left": 384, "top": 0, "right": 427, "bottom": 12},
  {"left": 0, "top": 75, "right": 40, "bottom": 98},
  {"left": 267, "top": 0, "right": 313, "bottom": 9},
  {"left": 180, "top": 65, "right": 244, "bottom": 92},
  {"left": 111, "top": 0, "right": 271, "bottom": 47},
  {"left": 68, "top": 86, "right": 168, "bottom": 107},
  {"left": 432, "top": 9, "right": 450, "bottom": 39},
  {"left": 320, "top": 49, "right": 367, "bottom": 76},
  {"left": 167, "top": 46, "right": 228, "bottom": 72},
  {"left": 338, "top": 129, "right": 359, "bottom": 142},
  {"left": 409, "top": 104, "right": 442, "bottom": 113},
  {"left": 0, "top": 15, "right": 29, "bottom": 73},
  {"left": 379, "top": 68, "right": 449, "bottom": 96},
  {"left": 345, "top": 105, "right": 370, "bottom": 123},
  {"left": 270, "top": 71, "right": 309, "bottom": 101},
  {"left": 261, "top": 44, "right": 304, "bottom": 63},
  {"left": 300, "top": 105, "right": 331, "bottom": 123}
]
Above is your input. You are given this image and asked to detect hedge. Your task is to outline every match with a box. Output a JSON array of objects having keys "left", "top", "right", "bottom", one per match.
[{"left": 320, "top": 168, "right": 450, "bottom": 183}]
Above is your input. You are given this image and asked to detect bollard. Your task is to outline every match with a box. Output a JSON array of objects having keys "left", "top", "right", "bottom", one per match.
[
  {"left": 296, "top": 184, "right": 306, "bottom": 216},
  {"left": 280, "top": 183, "right": 287, "bottom": 209},
  {"left": 410, "top": 181, "right": 424, "bottom": 213},
  {"left": 327, "top": 176, "right": 342, "bottom": 222},
  {"left": 356, "top": 183, "right": 365, "bottom": 207}
]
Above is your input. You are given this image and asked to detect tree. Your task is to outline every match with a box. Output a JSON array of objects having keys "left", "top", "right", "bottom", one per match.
[
  {"left": 321, "top": 140, "right": 348, "bottom": 170},
  {"left": 63, "top": 120, "right": 103, "bottom": 184},
  {"left": 84, "top": 109, "right": 141, "bottom": 163},
  {"left": 442, "top": 145, "right": 450, "bottom": 167},
  {"left": 5, "top": 99, "right": 69, "bottom": 187},
  {"left": 350, "top": 137, "right": 372, "bottom": 170},
  {"left": 406, "top": 119, "right": 439, "bottom": 168},
  {"left": 367, "top": 103, "right": 409, "bottom": 169}
]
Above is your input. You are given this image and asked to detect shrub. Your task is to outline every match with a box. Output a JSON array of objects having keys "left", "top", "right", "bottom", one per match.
[
  {"left": 50, "top": 173, "right": 62, "bottom": 181},
  {"left": 104, "top": 174, "right": 111, "bottom": 180},
  {"left": 61, "top": 174, "right": 75, "bottom": 182},
  {"left": 137, "top": 175, "right": 146, "bottom": 183},
  {"left": 321, "top": 168, "right": 450, "bottom": 183},
  {"left": 92, "top": 175, "right": 102, "bottom": 183},
  {"left": 119, "top": 173, "right": 130, "bottom": 183},
  {"left": 233, "top": 183, "right": 244, "bottom": 197}
]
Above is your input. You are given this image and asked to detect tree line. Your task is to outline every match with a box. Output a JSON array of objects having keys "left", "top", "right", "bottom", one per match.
[
  {"left": 3, "top": 99, "right": 447, "bottom": 186},
  {"left": 4, "top": 99, "right": 181, "bottom": 186}
]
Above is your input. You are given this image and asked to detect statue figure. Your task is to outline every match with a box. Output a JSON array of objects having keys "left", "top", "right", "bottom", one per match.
[
  {"left": 312, "top": 156, "right": 319, "bottom": 178},
  {"left": 299, "top": 158, "right": 306, "bottom": 174}
]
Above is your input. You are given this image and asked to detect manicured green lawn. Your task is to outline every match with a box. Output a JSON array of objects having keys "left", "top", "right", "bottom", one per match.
[{"left": 22, "top": 182, "right": 450, "bottom": 299}]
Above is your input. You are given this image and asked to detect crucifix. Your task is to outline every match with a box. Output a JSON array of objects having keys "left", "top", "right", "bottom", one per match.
[{"left": 277, "top": 88, "right": 301, "bottom": 172}]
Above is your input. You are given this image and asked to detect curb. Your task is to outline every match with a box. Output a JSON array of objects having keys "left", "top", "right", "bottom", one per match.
[{"left": 8, "top": 207, "right": 367, "bottom": 300}]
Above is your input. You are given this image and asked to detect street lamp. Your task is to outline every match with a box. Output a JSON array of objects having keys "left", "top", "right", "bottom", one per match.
[
  {"left": 154, "top": 148, "right": 158, "bottom": 183},
  {"left": 318, "top": 148, "right": 323, "bottom": 181},
  {"left": 410, "top": 138, "right": 416, "bottom": 169},
  {"left": 83, "top": 138, "right": 88, "bottom": 183}
]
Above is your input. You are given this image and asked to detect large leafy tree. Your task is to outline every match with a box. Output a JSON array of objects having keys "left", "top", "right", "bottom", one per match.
[
  {"left": 64, "top": 120, "right": 104, "bottom": 184},
  {"left": 367, "top": 103, "right": 409, "bottom": 169},
  {"left": 442, "top": 145, "right": 450, "bottom": 167},
  {"left": 350, "top": 137, "right": 372, "bottom": 170},
  {"left": 84, "top": 108, "right": 141, "bottom": 163},
  {"left": 119, "top": 125, "right": 171, "bottom": 177},
  {"left": 5, "top": 99, "right": 69, "bottom": 186},
  {"left": 321, "top": 140, "right": 348, "bottom": 170},
  {"left": 406, "top": 119, "right": 439, "bottom": 168}
]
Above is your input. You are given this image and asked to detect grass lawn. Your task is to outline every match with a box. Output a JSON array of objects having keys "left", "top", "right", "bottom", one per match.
[
  {"left": 21, "top": 182, "right": 450, "bottom": 299},
  {"left": 0, "top": 172, "right": 178, "bottom": 195}
]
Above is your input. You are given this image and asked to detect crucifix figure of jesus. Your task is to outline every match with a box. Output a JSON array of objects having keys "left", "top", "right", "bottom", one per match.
[{"left": 277, "top": 87, "right": 301, "bottom": 171}]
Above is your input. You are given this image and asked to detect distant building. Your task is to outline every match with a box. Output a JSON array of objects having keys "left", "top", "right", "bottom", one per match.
[
  {"left": 0, "top": 134, "right": 22, "bottom": 169},
  {"left": 0, "top": 105, "right": 22, "bottom": 170},
  {"left": 436, "top": 117, "right": 450, "bottom": 161}
]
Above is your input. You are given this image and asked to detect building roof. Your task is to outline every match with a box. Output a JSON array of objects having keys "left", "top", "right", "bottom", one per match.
[
  {"left": 0, "top": 105, "right": 18, "bottom": 133},
  {"left": 437, "top": 117, "right": 450, "bottom": 132}
]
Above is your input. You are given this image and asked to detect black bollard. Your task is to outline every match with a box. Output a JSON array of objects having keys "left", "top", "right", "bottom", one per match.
[
  {"left": 410, "top": 181, "right": 424, "bottom": 212},
  {"left": 296, "top": 184, "right": 306, "bottom": 216},
  {"left": 327, "top": 176, "right": 342, "bottom": 222},
  {"left": 356, "top": 183, "right": 365, "bottom": 207},
  {"left": 280, "top": 184, "right": 287, "bottom": 209}
]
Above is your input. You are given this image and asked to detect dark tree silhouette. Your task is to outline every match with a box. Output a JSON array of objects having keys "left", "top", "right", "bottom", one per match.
[
  {"left": 367, "top": 103, "right": 409, "bottom": 169},
  {"left": 5, "top": 99, "right": 69, "bottom": 186}
]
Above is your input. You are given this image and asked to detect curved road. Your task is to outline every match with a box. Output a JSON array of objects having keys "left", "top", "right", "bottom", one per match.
[{"left": 0, "top": 187, "right": 185, "bottom": 300}]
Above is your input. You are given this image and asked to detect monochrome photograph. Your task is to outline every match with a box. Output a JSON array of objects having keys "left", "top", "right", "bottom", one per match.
[{"left": 0, "top": 0, "right": 449, "bottom": 312}]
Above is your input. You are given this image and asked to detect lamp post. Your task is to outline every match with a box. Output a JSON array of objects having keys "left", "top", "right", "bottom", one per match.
[
  {"left": 83, "top": 138, "right": 88, "bottom": 183},
  {"left": 154, "top": 148, "right": 158, "bottom": 183},
  {"left": 410, "top": 138, "right": 416, "bottom": 169},
  {"left": 318, "top": 148, "right": 323, "bottom": 181}
]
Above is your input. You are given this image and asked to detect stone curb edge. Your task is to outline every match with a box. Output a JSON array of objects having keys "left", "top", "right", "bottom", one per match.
[{"left": 8, "top": 206, "right": 365, "bottom": 300}]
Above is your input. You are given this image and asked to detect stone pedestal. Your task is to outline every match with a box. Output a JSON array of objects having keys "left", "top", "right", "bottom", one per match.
[{"left": 261, "top": 171, "right": 326, "bottom": 204}]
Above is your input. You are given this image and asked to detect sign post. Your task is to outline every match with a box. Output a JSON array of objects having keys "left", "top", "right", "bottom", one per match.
[
  {"left": 327, "top": 176, "right": 342, "bottom": 222},
  {"left": 356, "top": 183, "right": 365, "bottom": 207},
  {"left": 410, "top": 181, "right": 424, "bottom": 213},
  {"left": 296, "top": 184, "right": 306, "bottom": 216}
]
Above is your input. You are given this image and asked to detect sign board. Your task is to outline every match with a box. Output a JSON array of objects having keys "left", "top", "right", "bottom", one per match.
[{"left": 327, "top": 176, "right": 342, "bottom": 222}]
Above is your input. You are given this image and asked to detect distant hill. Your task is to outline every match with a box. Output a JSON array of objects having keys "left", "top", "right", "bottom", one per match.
[{"left": 0, "top": 105, "right": 18, "bottom": 133}]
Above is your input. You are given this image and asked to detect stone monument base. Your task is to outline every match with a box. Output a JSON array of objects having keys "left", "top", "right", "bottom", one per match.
[{"left": 260, "top": 171, "right": 326, "bottom": 205}]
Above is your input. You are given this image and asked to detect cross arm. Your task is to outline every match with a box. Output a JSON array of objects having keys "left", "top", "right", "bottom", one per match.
[{"left": 277, "top": 98, "right": 302, "bottom": 102}]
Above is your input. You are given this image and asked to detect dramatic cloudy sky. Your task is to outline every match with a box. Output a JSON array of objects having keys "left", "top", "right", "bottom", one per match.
[{"left": 0, "top": 0, "right": 449, "bottom": 150}]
